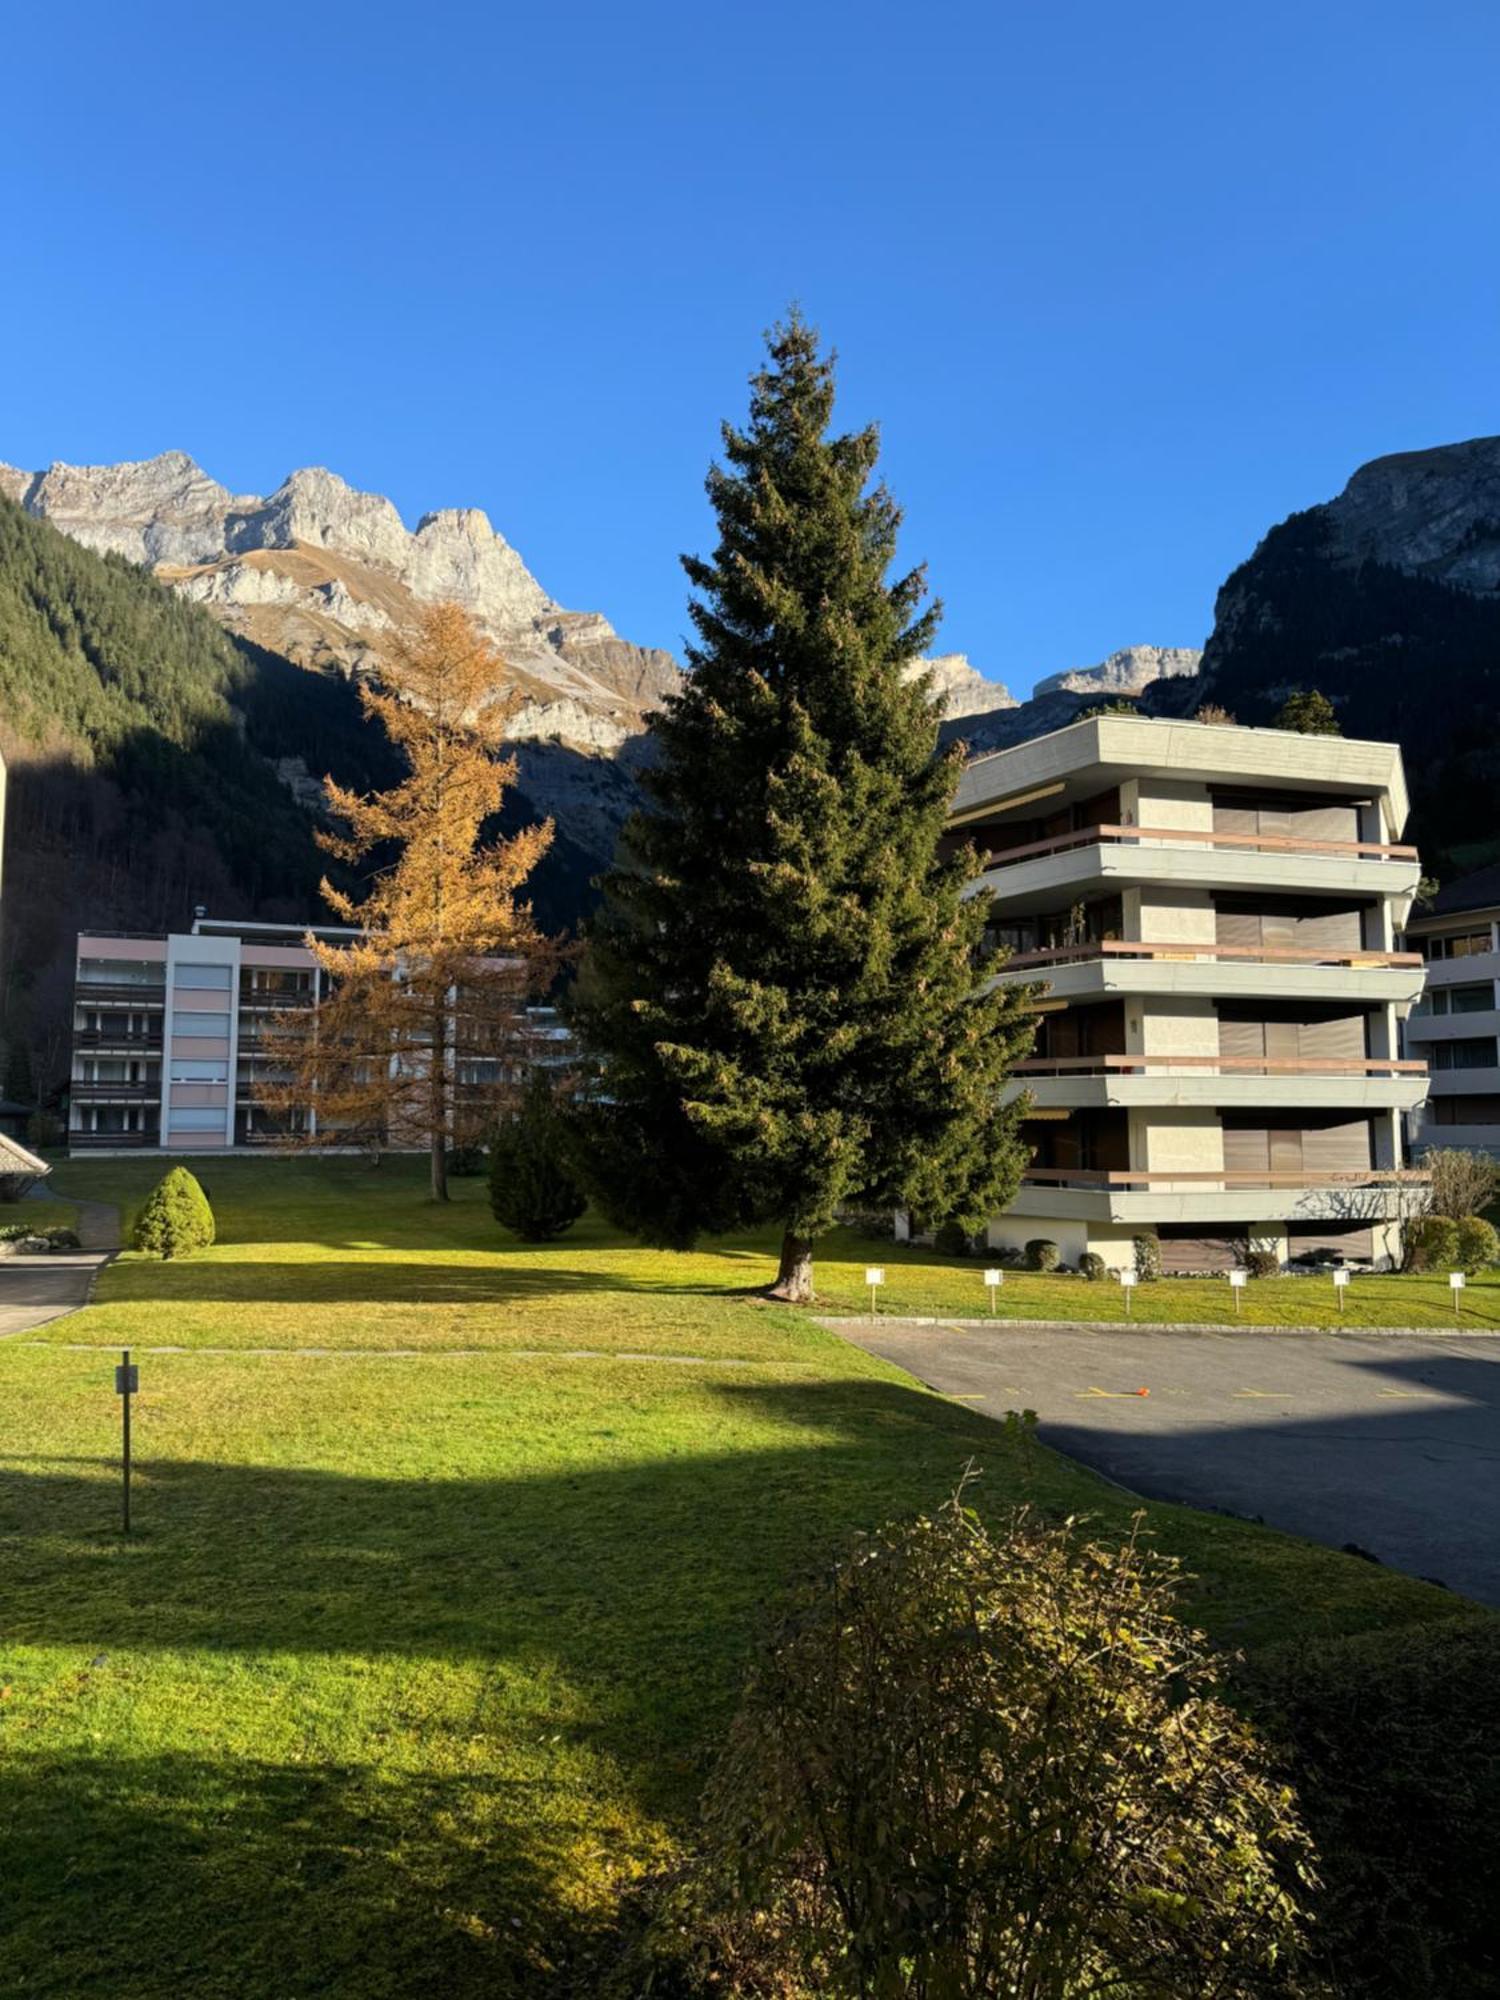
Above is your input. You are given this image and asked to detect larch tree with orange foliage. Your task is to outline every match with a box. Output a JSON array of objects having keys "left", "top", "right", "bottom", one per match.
[{"left": 256, "top": 602, "right": 558, "bottom": 1201}]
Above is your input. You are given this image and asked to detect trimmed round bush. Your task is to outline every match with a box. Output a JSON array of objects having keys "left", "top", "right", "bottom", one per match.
[
  {"left": 489, "top": 1070, "right": 586, "bottom": 1243},
  {"left": 132, "top": 1167, "right": 215, "bottom": 1261},
  {"left": 1246, "top": 1248, "right": 1280, "bottom": 1279},
  {"left": 1454, "top": 1213, "right": 1499, "bottom": 1275},
  {"left": 445, "top": 1142, "right": 487, "bottom": 1178},
  {"left": 1025, "top": 1237, "right": 1060, "bottom": 1272},
  {"left": 1409, "top": 1214, "right": 1460, "bottom": 1272},
  {"left": 1079, "top": 1250, "right": 1108, "bottom": 1282},
  {"left": 933, "top": 1219, "right": 972, "bottom": 1257},
  {"left": 1133, "top": 1233, "right": 1161, "bottom": 1282}
]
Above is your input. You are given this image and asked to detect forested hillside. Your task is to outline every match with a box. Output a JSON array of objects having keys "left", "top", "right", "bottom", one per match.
[
  {"left": 1149, "top": 489, "right": 1500, "bottom": 879},
  {"left": 0, "top": 499, "right": 587, "bottom": 1102}
]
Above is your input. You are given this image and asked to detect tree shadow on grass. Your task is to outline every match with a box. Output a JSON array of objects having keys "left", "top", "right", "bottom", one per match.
[
  {"left": 0, "top": 1746, "right": 606, "bottom": 2000},
  {"left": 0, "top": 1377, "right": 1040, "bottom": 1997}
]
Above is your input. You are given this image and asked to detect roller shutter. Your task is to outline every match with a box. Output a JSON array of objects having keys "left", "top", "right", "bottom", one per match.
[{"left": 1157, "top": 1228, "right": 1241, "bottom": 1274}]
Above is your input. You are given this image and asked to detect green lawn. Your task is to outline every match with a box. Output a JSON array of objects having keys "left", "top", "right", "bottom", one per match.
[
  {"left": 1, "top": 1193, "right": 77, "bottom": 1237},
  {"left": 1, "top": 1157, "right": 1489, "bottom": 1997}
]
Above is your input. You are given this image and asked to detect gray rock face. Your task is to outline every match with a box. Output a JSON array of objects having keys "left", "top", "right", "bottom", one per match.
[
  {"left": 1033, "top": 644, "right": 1202, "bottom": 700},
  {"left": 1325, "top": 436, "right": 1500, "bottom": 592},
  {"left": 906, "top": 652, "right": 1017, "bottom": 718},
  {"left": 2, "top": 450, "right": 678, "bottom": 744}
]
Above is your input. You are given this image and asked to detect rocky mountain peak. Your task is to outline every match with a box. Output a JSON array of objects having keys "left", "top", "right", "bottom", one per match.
[
  {"left": 1327, "top": 434, "right": 1500, "bottom": 592},
  {"left": 1033, "top": 644, "right": 1203, "bottom": 700},
  {"left": 3, "top": 448, "right": 673, "bottom": 742}
]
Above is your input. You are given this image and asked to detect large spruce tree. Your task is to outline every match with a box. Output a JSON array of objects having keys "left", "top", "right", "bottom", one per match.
[{"left": 572, "top": 315, "right": 1036, "bottom": 1300}]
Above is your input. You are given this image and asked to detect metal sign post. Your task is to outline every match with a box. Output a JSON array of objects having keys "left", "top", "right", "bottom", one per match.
[
  {"left": 983, "top": 1267, "right": 1004, "bottom": 1317},
  {"left": 1228, "top": 1269, "right": 1247, "bottom": 1315},
  {"left": 1333, "top": 1268, "right": 1350, "bottom": 1313},
  {"left": 1451, "top": 1271, "right": 1466, "bottom": 1326},
  {"left": 1120, "top": 1271, "right": 1137, "bottom": 1319},
  {"left": 114, "top": 1349, "right": 138, "bottom": 1535},
  {"left": 865, "top": 1267, "right": 884, "bottom": 1318}
]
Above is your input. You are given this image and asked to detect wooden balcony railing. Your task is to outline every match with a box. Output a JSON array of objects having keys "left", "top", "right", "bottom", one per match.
[
  {"left": 999, "top": 940, "right": 1423, "bottom": 972},
  {"left": 979, "top": 823, "right": 1420, "bottom": 871},
  {"left": 1022, "top": 1167, "right": 1429, "bottom": 1191},
  {"left": 1016, "top": 1054, "right": 1428, "bottom": 1079}
]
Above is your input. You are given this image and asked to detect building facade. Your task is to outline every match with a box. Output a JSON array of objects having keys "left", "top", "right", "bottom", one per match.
[
  {"left": 68, "top": 914, "right": 566, "bottom": 1155},
  {"left": 1401, "top": 866, "right": 1500, "bottom": 1161},
  {"left": 949, "top": 715, "right": 1428, "bottom": 1271}
]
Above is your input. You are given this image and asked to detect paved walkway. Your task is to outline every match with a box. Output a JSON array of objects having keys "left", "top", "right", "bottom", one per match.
[
  {"left": 0, "top": 1196, "right": 120, "bottom": 1338},
  {"left": 829, "top": 1316, "right": 1500, "bottom": 1605}
]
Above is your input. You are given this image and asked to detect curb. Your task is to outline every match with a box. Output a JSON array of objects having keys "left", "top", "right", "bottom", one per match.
[{"left": 817, "top": 1315, "right": 1500, "bottom": 1338}]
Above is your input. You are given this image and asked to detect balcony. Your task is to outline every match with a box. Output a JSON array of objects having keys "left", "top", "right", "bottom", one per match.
[
  {"left": 974, "top": 823, "right": 1421, "bottom": 912},
  {"left": 238, "top": 990, "right": 316, "bottom": 1009},
  {"left": 68, "top": 1131, "right": 160, "bottom": 1151},
  {"left": 1010, "top": 1166, "right": 1426, "bottom": 1228},
  {"left": 1010, "top": 1051, "right": 1429, "bottom": 1113},
  {"left": 70, "top": 1081, "right": 162, "bottom": 1102},
  {"left": 991, "top": 939, "right": 1424, "bottom": 1007},
  {"left": 73, "top": 983, "right": 165, "bottom": 1006},
  {"left": 73, "top": 1029, "right": 164, "bottom": 1049}
]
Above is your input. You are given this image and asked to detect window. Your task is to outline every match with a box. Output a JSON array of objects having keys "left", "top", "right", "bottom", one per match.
[
  {"left": 168, "top": 1108, "right": 225, "bottom": 1132},
  {"left": 170, "top": 1059, "right": 229, "bottom": 1082},
  {"left": 1432, "top": 1095, "right": 1500, "bottom": 1125},
  {"left": 78, "top": 956, "right": 164, "bottom": 986},
  {"left": 173, "top": 1011, "right": 231, "bottom": 1036},
  {"left": 1424, "top": 930, "right": 1494, "bottom": 960},
  {"left": 174, "top": 963, "right": 233, "bottom": 990},
  {"left": 1431, "top": 1037, "right": 1498, "bottom": 1072},
  {"left": 1449, "top": 983, "right": 1496, "bottom": 1014}
]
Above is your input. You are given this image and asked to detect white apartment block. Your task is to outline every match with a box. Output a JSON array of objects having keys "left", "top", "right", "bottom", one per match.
[
  {"left": 949, "top": 714, "right": 1428, "bottom": 1272},
  {"left": 69, "top": 913, "right": 568, "bottom": 1156},
  {"left": 1402, "top": 866, "right": 1500, "bottom": 1161}
]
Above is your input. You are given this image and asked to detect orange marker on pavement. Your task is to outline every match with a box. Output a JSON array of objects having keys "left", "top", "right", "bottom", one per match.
[{"left": 1135, "top": 1387, "right": 1150, "bottom": 1397}]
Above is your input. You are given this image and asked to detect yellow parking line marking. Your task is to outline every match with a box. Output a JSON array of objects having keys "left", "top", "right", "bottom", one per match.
[
  {"left": 1232, "top": 1389, "right": 1286, "bottom": 1399},
  {"left": 1376, "top": 1389, "right": 1427, "bottom": 1399},
  {"left": 1078, "top": 1386, "right": 1150, "bottom": 1399}
]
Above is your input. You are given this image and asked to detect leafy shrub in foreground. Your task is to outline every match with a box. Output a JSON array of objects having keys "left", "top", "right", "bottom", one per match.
[
  {"left": 648, "top": 1497, "right": 1317, "bottom": 1998},
  {"left": 1242, "top": 1617, "right": 1500, "bottom": 1999},
  {"left": 1025, "top": 1236, "right": 1060, "bottom": 1271},
  {"left": 132, "top": 1167, "right": 215, "bottom": 1260},
  {"left": 1134, "top": 1231, "right": 1161, "bottom": 1281},
  {"left": 933, "top": 1218, "right": 972, "bottom": 1257},
  {"left": 1079, "top": 1249, "right": 1108, "bottom": 1281},
  {"left": 1409, "top": 1214, "right": 1461, "bottom": 1272},
  {"left": 1454, "top": 1213, "right": 1499, "bottom": 1274},
  {"left": 1247, "top": 1247, "right": 1280, "bottom": 1279}
]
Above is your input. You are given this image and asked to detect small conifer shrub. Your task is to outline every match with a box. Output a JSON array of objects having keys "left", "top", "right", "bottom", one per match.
[
  {"left": 488, "top": 1071, "right": 587, "bottom": 1243},
  {"left": 132, "top": 1167, "right": 215, "bottom": 1260}
]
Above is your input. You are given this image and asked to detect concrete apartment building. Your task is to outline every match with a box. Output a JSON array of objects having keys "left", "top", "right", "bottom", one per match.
[
  {"left": 950, "top": 714, "right": 1428, "bottom": 1271},
  {"left": 1401, "top": 865, "right": 1500, "bottom": 1161},
  {"left": 68, "top": 913, "right": 567, "bottom": 1155}
]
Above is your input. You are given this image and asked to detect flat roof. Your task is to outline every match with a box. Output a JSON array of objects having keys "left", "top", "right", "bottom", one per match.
[
  {"left": 951, "top": 713, "right": 1410, "bottom": 839},
  {"left": 1404, "top": 862, "right": 1500, "bottom": 929}
]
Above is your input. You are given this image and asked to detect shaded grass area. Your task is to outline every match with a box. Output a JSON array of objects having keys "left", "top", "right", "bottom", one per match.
[{"left": 1, "top": 1156, "right": 1488, "bottom": 1996}]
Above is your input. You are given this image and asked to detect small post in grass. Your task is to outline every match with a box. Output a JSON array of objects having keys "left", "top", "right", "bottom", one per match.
[
  {"left": 1451, "top": 1270, "right": 1465, "bottom": 1326},
  {"left": 865, "top": 1266, "right": 884, "bottom": 1318},
  {"left": 114, "top": 1348, "right": 138, "bottom": 1536},
  {"left": 1120, "top": 1269, "right": 1137, "bottom": 1319},
  {"left": 1333, "top": 1267, "right": 1350, "bottom": 1314},
  {"left": 1228, "top": 1268, "right": 1247, "bottom": 1315},
  {"left": 983, "top": 1267, "right": 1004, "bottom": 1317}
]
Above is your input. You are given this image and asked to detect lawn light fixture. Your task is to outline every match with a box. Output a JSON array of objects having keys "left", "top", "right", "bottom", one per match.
[
  {"left": 1120, "top": 1269, "right": 1138, "bottom": 1319},
  {"left": 865, "top": 1266, "right": 884, "bottom": 1316},
  {"left": 1451, "top": 1270, "right": 1466, "bottom": 1324},
  {"left": 1228, "top": 1268, "right": 1247, "bottom": 1314},
  {"left": 983, "top": 1267, "right": 1004, "bottom": 1316},
  {"left": 1333, "top": 1267, "right": 1350, "bottom": 1312}
]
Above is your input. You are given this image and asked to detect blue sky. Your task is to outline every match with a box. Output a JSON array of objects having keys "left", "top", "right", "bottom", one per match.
[{"left": 6, "top": 1, "right": 1498, "bottom": 695}]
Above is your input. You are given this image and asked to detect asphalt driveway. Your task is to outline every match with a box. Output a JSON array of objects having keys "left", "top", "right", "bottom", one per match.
[{"left": 830, "top": 1317, "right": 1500, "bottom": 1605}]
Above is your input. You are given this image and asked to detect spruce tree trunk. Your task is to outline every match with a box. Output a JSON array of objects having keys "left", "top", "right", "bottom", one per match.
[{"left": 770, "top": 1229, "right": 815, "bottom": 1303}]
